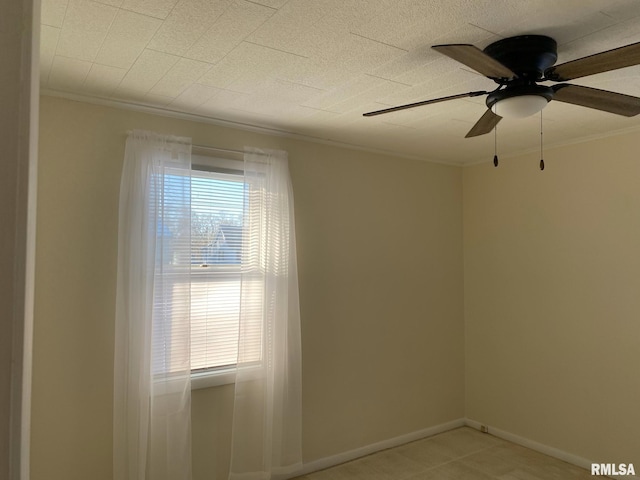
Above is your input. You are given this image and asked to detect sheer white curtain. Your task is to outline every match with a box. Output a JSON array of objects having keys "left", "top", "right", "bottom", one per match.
[
  {"left": 229, "top": 148, "right": 303, "bottom": 480},
  {"left": 114, "top": 135, "right": 301, "bottom": 480},
  {"left": 114, "top": 130, "right": 193, "bottom": 480}
]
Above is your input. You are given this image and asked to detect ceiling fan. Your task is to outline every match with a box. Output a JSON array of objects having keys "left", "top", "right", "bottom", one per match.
[{"left": 363, "top": 35, "right": 640, "bottom": 138}]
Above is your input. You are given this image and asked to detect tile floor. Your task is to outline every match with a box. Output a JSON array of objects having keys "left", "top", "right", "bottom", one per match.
[{"left": 294, "top": 427, "right": 594, "bottom": 479}]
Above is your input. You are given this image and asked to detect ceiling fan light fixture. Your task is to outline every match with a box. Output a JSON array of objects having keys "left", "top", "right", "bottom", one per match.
[
  {"left": 486, "top": 85, "right": 554, "bottom": 119},
  {"left": 491, "top": 94, "right": 550, "bottom": 118}
]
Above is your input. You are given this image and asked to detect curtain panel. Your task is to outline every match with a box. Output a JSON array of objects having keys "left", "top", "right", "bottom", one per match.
[
  {"left": 229, "top": 148, "right": 303, "bottom": 480},
  {"left": 114, "top": 130, "right": 193, "bottom": 480}
]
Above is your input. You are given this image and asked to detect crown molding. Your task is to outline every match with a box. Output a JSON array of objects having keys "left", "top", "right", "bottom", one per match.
[
  {"left": 40, "top": 89, "right": 457, "bottom": 167},
  {"left": 463, "top": 122, "right": 640, "bottom": 167}
]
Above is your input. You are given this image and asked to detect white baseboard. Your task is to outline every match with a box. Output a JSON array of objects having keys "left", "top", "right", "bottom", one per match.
[
  {"left": 290, "top": 418, "right": 465, "bottom": 478},
  {"left": 464, "top": 418, "right": 639, "bottom": 480}
]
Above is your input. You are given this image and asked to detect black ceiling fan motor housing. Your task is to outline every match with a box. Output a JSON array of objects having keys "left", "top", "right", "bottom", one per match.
[{"left": 483, "top": 35, "right": 558, "bottom": 80}]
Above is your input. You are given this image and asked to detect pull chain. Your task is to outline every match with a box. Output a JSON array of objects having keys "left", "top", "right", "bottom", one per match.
[
  {"left": 493, "top": 120, "right": 499, "bottom": 167},
  {"left": 539, "top": 111, "right": 545, "bottom": 171}
]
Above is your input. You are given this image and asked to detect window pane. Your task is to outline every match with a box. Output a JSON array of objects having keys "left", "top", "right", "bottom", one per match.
[
  {"left": 190, "top": 273, "right": 241, "bottom": 371},
  {"left": 191, "top": 172, "right": 244, "bottom": 266}
]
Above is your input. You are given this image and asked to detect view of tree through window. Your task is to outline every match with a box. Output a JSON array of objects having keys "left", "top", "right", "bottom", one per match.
[{"left": 191, "top": 172, "right": 244, "bottom": 266}]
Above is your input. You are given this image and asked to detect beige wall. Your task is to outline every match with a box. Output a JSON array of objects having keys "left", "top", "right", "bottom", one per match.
[
  {"left": 33, "top": 95, "right": 465, "bottom": 480},
  {"left": 464, "top": 133, "right": 640, "bottom": 466}
]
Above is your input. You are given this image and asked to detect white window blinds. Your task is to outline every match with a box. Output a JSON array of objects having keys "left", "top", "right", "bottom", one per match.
[
  {"left": 153, "top": 159, "right": 263, "bottom": 375},
  {"left": 189, "top": 164, "right": 261, "bottom": 372}
]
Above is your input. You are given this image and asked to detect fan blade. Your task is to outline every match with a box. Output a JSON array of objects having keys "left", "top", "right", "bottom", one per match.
[
  {"left": 546, "top": 41, "right": 640, "bottom": 81},
  {"left": 465, "top": 109, "right": 502, "bottom": 138},
  {"left": 362, "top": 91, "right": 487, "bottom": 117},
  {"left": 432, "top": 44, "right": 516, "bottom": 79},
  {"left": 552, "top": 84, "right": 640, "bottom": 117}
]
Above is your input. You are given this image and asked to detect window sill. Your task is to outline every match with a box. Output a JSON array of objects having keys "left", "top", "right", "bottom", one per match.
[
  {"left": 191, "top": 367, "right": 236, "bottom": 390},
  {"left": 191, "top": 363, "right": 264, "bottom": 390}
]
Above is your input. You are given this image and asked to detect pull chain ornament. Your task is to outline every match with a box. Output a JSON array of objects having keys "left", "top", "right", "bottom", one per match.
[
  {"left": 493, "top": 118, "right": 499, "bottom": 167},
  {"left": 539, "top": 111, "right": 545, "bottom": 170}
]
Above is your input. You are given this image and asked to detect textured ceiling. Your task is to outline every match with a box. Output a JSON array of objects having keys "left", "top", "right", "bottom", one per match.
[{"left": 40, "top": 0, "right": 640, "bottom": 164}]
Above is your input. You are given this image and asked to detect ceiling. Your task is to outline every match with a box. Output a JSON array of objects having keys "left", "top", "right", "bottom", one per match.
[{"left": 40, "top": 0, "right": 640, "bottom": 165}]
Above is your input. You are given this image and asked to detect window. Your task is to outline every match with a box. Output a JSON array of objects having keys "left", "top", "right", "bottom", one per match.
[
  {"left": 189, "top": 156, "right": 263, "bottom": 388},
  {"left": 153, "top": 155, "right": 263, "bottom": 388},
  {"left": 190, "top": 163, "right": 244, "bottom": 375}
]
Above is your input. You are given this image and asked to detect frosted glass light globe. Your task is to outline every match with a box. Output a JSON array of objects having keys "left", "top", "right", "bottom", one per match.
[{"left": 491, "top": 95, "right": 549, "bottom": 118}]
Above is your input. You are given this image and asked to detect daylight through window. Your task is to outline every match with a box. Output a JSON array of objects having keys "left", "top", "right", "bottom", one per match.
[{"left": 190, "top": 166, "right": 245, "bottom": 372}]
